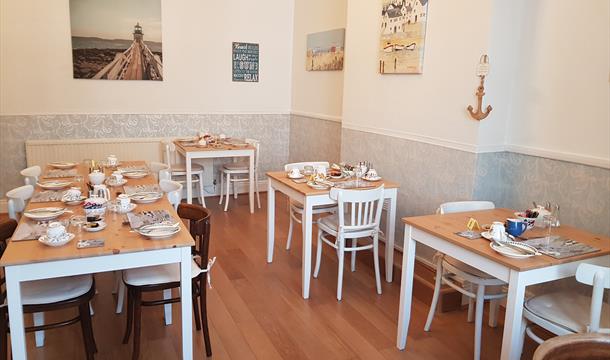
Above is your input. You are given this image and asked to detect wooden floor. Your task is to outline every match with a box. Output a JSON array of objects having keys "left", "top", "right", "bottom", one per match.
[{"left": 5, "top": 194, "right": 539, "bottom": 359}]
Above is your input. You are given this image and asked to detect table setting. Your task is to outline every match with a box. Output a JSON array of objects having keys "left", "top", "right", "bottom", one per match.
[
  {"left": 126, "top": 209, "right": 181, "bottom": 239},
  {"left": 286, "top": 161, "right": 384, "bottom": 190}
]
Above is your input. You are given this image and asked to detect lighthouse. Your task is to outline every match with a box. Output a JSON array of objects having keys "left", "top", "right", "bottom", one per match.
[{"left": 133, "top": 22, "right": 143, "bottom": 41}]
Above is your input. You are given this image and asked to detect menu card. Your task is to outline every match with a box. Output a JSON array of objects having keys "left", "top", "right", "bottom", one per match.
[
  {"left": 126, "top": 210, "right": 173, "bottom": 229},
  {"left": 524, "top": 236, "right": 600, "bottom": 259}
]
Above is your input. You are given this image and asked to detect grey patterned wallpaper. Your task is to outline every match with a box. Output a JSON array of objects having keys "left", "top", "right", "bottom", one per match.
[
  {"left": 0, "top": 114, "right": 290, "bottom": 197},
  {"left": 289, "top": 115, "right": 341, "bottom": 164}
]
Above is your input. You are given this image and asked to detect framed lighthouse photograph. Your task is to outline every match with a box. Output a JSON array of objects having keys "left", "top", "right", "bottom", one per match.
[{"left": 69, "top": 0, "right": 163, "bottom": 80}]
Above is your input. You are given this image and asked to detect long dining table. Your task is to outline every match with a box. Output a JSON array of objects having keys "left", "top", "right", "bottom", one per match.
[
  {"left": 0, "top": 161, "right": 195, "bottom": 360},
  {"left": 266, "top": 171, "right": 399, "bottom": 299},
  {"left": 396, "top": 208, "right": 610, "bottom": 360}
]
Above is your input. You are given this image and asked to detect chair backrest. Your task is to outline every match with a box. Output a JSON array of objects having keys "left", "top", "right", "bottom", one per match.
[
  {"left": 575, "top": 263, "right": 610, "bottom": 333},
  {"left": 6, "top": 185, "right": 35, "bottom": 220},
  {"left": 284, "top": 161, "right": 330, "bottom": 171},
  {"left": 330, "top": 185, "right": 385, "bottom": 235},
  {"left": 245, "top": 138, "right": 260, "bottom": 170},
  {"left": 0, "top": 219, "right": 18, "bottom": 307},
  {"left": 162, "top": 139, "right": 181, "bottom": 167},
  {"left": 177, "top": 204, "right": 211, "bottom": 269},
  {"left": 437, "top": 201, "right": 495, "bottom": 214},
  {"left": 149, "top": 161, "right": 170, "bottom": 181},
  {"left": 160, "top": 179, "right": 183, "bottom": 210},
  {"left": 20, "top": 165, "right": 41, "bottom": 186}
]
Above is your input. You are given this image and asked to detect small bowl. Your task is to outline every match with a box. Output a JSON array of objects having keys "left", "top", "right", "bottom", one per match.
[
  {"left": 514, "top": 212, "right": 537, "bottom": 229},
  {"left": 39, "top": 233, "right": 75, "bottom": 247}
]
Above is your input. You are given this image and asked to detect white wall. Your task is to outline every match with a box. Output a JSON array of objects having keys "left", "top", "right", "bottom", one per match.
[
  {"left": 342, "top": 0, "right": 494, "bottom": 151},
  {"left": 506, "top": 0, "right": 610, "bottom": 166},
  {"left": 0, "top": 0, "right": 293, "bottom": 115},
  {"left": 291, "top": 0, "right": 347, "bottom": 119}
]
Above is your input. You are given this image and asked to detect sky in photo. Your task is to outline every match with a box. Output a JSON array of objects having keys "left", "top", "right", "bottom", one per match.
[
  {"left": 306, "top": 29, "right": 345, "bottom": 50},
  {"left": 70, "top": 0, "right": 162, "bottom": 42}
]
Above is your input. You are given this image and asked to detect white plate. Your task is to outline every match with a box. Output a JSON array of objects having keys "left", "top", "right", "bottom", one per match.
[
  {"left": 48, "top": 162, "right": 77, "bottom": 169},
  {"left": 489, "top": 242, "right": 537, "bottom": 259},
  {"left": 24, "top": 207, "right": 66, "bottom": 221},
  {"left": 481, "top": 231, "right": 493, "bottom": 240},
  {"left": 37, "top": 181, "right": 72, "bottom": 190},
  {"left": 307, "top": 181, "right": 329, "bottom": 190},
  {"left": 288, "top": 173, "right": 304, "bottom": 179},
  {"left": 62, "top": 196, "right": 86, "bottom": 206},
  {"left": 136, "top": 227, "right": 181, "bottom": 239},
  {"left": 106, "top": 178, "right": 128, "bottom": 187},
  {"left": 110, "top": 202, "right": 137, "bottom": 213},
  {"left": 122, "top": 171, "right": 149, "bottom": 179},
  {"left": 39, "top": 233, "right": 75, "bottom": 247},
  {"left": 130, "top": 193, "right": 163, "bottom": 204},
  {"left": 84, "top": 221, "right": 107, "bottom": 232},
  {"left": 363, "top": 176, "right": 382, "bottom": 182}
]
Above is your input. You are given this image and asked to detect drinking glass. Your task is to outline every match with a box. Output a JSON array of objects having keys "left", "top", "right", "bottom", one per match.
[
  {"left": 70, "top": 215, "right": 86, "bottom": 234},
  {"left": 542, "top": 215, "right": 557, "bottom": 251},
  {"left": 354, "top": 166, "right": 364, "bottom": 186}
]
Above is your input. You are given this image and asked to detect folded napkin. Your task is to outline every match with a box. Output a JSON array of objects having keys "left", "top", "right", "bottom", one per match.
[
  {"left": 127, "top": 210, "right": 173, "bottom": 229},
  {"left": 124, "top": 184, "right": 161, "bottom": 195},
  {"left": 11, "top": 219, "right": 69, "bottom": 241},
  {"left": 43, "top": 169, "right": 78, "bottom": 178}
]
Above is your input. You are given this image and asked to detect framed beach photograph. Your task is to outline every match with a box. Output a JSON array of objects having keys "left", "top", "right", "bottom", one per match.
[
  {"left": 306, "top": 28, "right": 345, "bottom": 71},
  {"left": 69, "top": 0, "right": 163, "bottom": 80},
  {"left": 379, "top": 0, "right": 429, "bottom": 74}
]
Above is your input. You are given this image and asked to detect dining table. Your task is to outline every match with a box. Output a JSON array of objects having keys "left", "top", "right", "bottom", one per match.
[
  {"left": 266, "top": 171, "right": 400, "bottom": 299},
  {"left": 0, "top": 161, "right": 195, "bottom": 360},
  {"left": 396, "top": 208, "right": 610, "bottom": 360},
  {"left": 173, "top": 139, "right": 256, "bottom": 213}
]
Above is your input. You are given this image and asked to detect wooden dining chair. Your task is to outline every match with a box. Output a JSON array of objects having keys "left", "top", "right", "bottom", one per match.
[
  {"left": 20, "top": 165, "right": 41, "bottom": 186},
  {"left": 0, "top": 219, "right": 97, "bottom": 360},
  {"left": 532, "top": 333, "right": 610, "bottom": 360},
  {"left": 121, "top": 204, "right": 215, "bottom": 359},
  {"left": 218, "top": 138, "right": 261, "bottom": 211},
  {"left": 424, "top": 201, "right": 506, "bottom": 360},
  {"left": 283, "top": 162, "right": 338, "bottom": 251},
  {"left": 6, "top": 185, "right": 34, "bottom": 220},
  {"left": 162, "top": 140, "right": 206, "bottom": 206},
  {"left": 313, "top": 185, "right": 385, "bottom": 301}
]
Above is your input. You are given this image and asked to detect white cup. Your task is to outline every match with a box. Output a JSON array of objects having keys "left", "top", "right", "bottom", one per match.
[
  {"left": 198, "top": 138, "right": 207, "bottom": 146},
  {"left": 66, "top": 187, "right": 82, "bottom": 200},
  {"left": 111, "top": 171, "right": 123, "bottom": 182},
  {"left": 219, "top": 133, "right": 227, "bottom": 140},
  {"left": 489, "top": 221, "right": 506, "bottom": 241},
  {"left": 107, "top": 155, "right": 118, "bottom": 166},
  {"left": 118, "top": 194, "right": 131, "bottom": 210},
  {"left": 289, "top": 168, "right": 301, "bottom": 178},
  {"left": 367, "top": 169, "right": 378, "bottom": 178},
  {"left": 47, "top": 222, "right": 66, "bottom": 240}
]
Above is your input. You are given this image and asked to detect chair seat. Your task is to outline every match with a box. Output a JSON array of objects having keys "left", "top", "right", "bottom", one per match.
[
  {"left": 170, "top": 163, "right": 204, "bottom": 173},
  {"left": 443, "top": 255, "right": 497, "bottom": 279},
  {"left": 525, "top": 290, "right": 610, "bottom": 333},
  {"left": 20, "top": 275, "right": 93, "bottom": 305},
  {"left": 171, "top": 175, "right": 201, "bottom": 183},
  {"left": 290, "top": 200, "right": 337, "bottom": 214},
  {"left": 123, "top": 259, "right": 201, "bottom": 286},
  {"left": 318, "top": 214, "right": 374, "bottom": 235},
  {"left": 222, "top": 161, "right": 249, "bottom": 171}
]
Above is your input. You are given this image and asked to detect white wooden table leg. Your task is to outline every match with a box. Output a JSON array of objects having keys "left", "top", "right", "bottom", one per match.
[
  {"left": 396, "top": 225, "right": 416, "bottom": 350},
  {"left": 6, "top": 268, "right": 27, "bottom": 360},
  {"left": 385, "top": 190, "right": 397, "bottom": 282},
  {"left": 163, "top": 288, "right": 173, "bottom": 325},
  {"left": 33, "top": 312, "right": 45, "bottom": 347},
  {"left": 500, "top": 269, "right": 527, "bottom": 360},
  {"left": 301, "top": 198, "right": 313, "bottom": 299},
  {"left": 186, "top": 155, "right": 193, "bottom": 205},
  {"left": 267, "top": 181, "right": 275, "bottom": 263},
  {"left": 248, "top": 152, "right": 254, "bottom": 214},
  {"left": 179, "top": 247, "right": 193, "bottom": 360}
]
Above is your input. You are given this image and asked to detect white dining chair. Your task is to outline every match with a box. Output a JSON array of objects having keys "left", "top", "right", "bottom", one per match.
[
  {"left": 20, "top": 165, "right": 41, "bottom": 186},
  {"left": 160, "top": 179, "right": 183, "bottom": 210},
  {"left": 283, "top": 162, "right": 338, "bottom": 250},
  {"left": 519, "top": 263, "right": 610, "bottom": 353},
  {"left": 313, "top": 185, "right": 385, "bottom": 301},
  {"left": 162, "top": 140, "right": 206, "bottom": 206},
  {"left": 148, "top": 161, "right": 171, "bottom": 181},
  {"left": 424, "top": 200, "right": 506, "bottom": 360},
  {"left": 6, "top": 185, "right": 35, "bottom": 220},
  {"left": 218, "top": 138, "right": 261, "bottom": 212}
]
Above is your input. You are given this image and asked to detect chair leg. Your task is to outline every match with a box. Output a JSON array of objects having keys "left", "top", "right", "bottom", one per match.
[
  {"left": 33, "top": 312, "right": 45, "bottom": 348},
  {"left": 122, "top": 288, "right": 134, "bottom": 344},
  {"left": 286, "top": 211, "right": 295, "bottom": 250},
  {"left": 198, "top": 174, "right": 206, "bottom": 207},
  {"left": 224, "top": 174, "right": 231, "bottom": 212},
  {"left": 218, "top": 172, "right": 224, "bottom": 204},
  {"left": 78, "top": 303, "right": 95, "bottom": 360},
  {"left": 112, "top": 271, "right": 120, "bottom": 294},
  {"left": 424, "top": 258, "right": 443, "bottom": 331},
  {"left": 163, "top": 289, "right": 172, "bottom": 326},
  {"left": 336, "top": 240, "right": 345, "bottom": 301},
  {"left": 233, "top": 180, "right": 238, "bottom": 199},
  {"left": 372, "top": 235, "right": 382, "bottom": 295},
  {"left": 193, "top": 294, "right": 202, "bottom": 331},
  {"left": 313, "top": 229, "right": 323, "bottom": 278},
  {"left": 467, "top": 282, "right": 475, "bottom": 323},
  {"left": 200, "top": 279, "right": 212, "bottom": 357},
  {"left": 132, "top": 290, "right": 142, "bottom": 360},
  {"left": 474, "top": 284, "right": 486, "bottom": 360},
  {"left": 489, "top": 299, "right": 499, "bottom": 328},
  {"left": 116, "top": 281, "right": 126, "bottom": 314},
  {"left": 350, "top": 239, "right": 357, "bottom": 272},
  {"left": 255, "top": 174, "right": 261, "bottom": 209}
]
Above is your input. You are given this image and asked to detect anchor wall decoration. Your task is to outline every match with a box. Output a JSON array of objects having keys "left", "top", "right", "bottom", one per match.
[{"left": 467, "top": 55, "right": 493, "bottom": 121}]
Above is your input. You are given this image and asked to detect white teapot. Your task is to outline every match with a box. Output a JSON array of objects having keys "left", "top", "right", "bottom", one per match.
[{"left": 88, "top": 170, "right": 106, "bottom": 185}]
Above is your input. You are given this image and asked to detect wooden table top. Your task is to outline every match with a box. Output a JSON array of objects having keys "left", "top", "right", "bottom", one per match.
[
  {"left": 0, "top": 161, "right": 195, "bottom": 267},
  {"left": 174, "top": 139, "right": 255, "bottom": 153},
  {"left": 267, "top": 171, "right": 399, "bottom": 196},
  {"left": 403, "top": 208, "right": 610, "bottom": 272}
]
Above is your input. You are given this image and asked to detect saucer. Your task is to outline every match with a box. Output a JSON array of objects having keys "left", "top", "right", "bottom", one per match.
[
  {"left": 362, "top": 175, "right": 382, "bottom": 182},
  {"left": 39, "top": 233, "right": 75, "bottom": 247},
  {"left": 62, "top": 196, "right": 86, "bottom": 206},
  {"left": 84, "top": 221, "right": 107, "bottom": 232},
  {"left": 288, "top": 173, "right": 304, "bottom": 179},
  {"left": 122, "top": 171, "right": 149, "bottom": 179},
  {"left": 106, "top": 178, "right": 128, "bottom": 187},
  {"left": 110, "top": 202, "right": 137, "bottom": 213}
]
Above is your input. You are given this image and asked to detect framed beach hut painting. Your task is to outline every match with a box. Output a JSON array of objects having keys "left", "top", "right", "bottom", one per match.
[
  {"left": 306, "top": 28, "right": 345, "bottom": 71},
  {"left": 69, "top": 0, "right": 163, "bottom": 80},
  {"left": 379, "top": 0, "right": 429, "bottom": 74}
]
